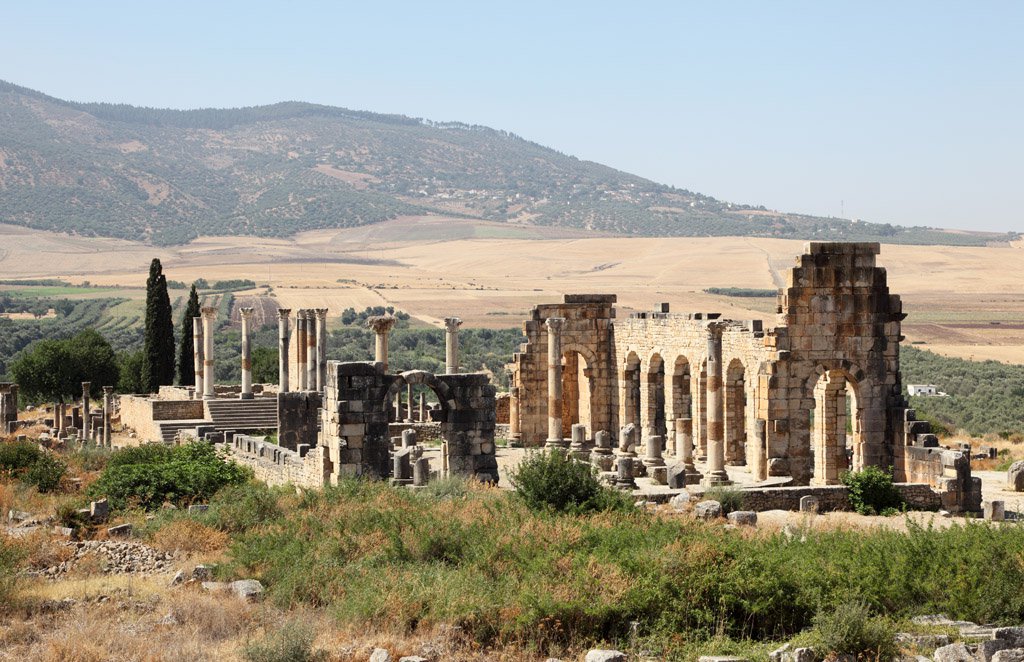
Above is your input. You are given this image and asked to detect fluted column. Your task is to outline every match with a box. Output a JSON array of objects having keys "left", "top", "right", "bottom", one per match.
[
  {"left": 295, "top": 310, "right": 308, "bottom": 391},
  {"left": 278, "top": 309, "right": 291, "bottom": 393},
  {"left": 102, "top": 386, "right": 113, "bottom": 447},
  {"left": 81, "top": 382, "right": 91, "bottom": 440},
  {"left": 192, "top": 315, "right": 204, "bottom": 399},
  {"left": 366, "top": 315, "right": 397, "bottom": 373},
  {"left": 305, "top": 310, "right": 317, "bottom": 392},
  {"left": 508, "top": 385, "right": 521, "bottom": 444},
  {"left": 444, "top": 317, "right": 462, "bottom": 374},
  {"left": 239, "top": 307, "right": 254, "bottom": 399},
  {"left": 201, "top": 307, "right": 216, "bottom": 399},
  {"left": 544, "top": 317, "right": 566, "bottom": 448},
  {"left": 703, "top": 321, "right": 730, "bottom": 485},
  {"left": 315, "top": 308, "right": 328, "bottom": 392}
]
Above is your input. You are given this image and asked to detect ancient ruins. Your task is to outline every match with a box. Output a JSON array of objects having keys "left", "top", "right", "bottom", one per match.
[{"left": 3, "top": 242, "right": 983, "bottom": 513}]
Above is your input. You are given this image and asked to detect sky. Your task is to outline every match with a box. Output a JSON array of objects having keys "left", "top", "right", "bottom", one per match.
[{"left": 1, "top": 1, "right": 1022, "bottom": 232}]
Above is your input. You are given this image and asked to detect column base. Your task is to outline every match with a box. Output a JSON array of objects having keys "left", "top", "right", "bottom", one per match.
[
  {"left": 701, "top": 471, "right": 732, "bottom": 487},
  {"left": 203, "top": 394, "right": 215, "bottom": 401},
  {"left": 643, "top": 457, "right": 666, "bottom": 468},
  {"left": 240, "top": 392, "right": 254, "bottom": 400},
  {"left": 544, "top": 439, "right": 568, "bottom": 450}
]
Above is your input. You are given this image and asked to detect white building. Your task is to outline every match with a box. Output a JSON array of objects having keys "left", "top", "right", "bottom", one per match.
[{"left": 907, "top": 384, "right": 939, "bottom": 397}]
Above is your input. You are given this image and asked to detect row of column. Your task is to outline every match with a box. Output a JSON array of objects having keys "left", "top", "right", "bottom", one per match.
[
  {"left": 539, "top": 317, "right": 730, "bottom": 486},
  {"left": 49, "top": 382, "right": 113, "bottom": 446},
  {"left": 365, "top": 315, "right": 463, "bottom": 375},
  {"left": 276, "top": 308, "right": 328, "bottom": 394}
]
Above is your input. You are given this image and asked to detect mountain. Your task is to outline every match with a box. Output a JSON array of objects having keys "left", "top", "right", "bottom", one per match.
[{"left": 0, "top": 80, "right": 1014, "bottom": 246}]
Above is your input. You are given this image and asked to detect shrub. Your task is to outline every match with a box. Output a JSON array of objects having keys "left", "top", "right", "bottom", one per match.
[
  {"left": 203, "top": 482, "right": 281, "bottom": 533},
  {"left": 809, "top": 600, "right": 898, "bottom": 660},
  {"left": 704, "top": 485, "right": 744, "bottom": 514},
  {"left": 510, "top": 450, "right": 629, "bottom": 513},
  {"left": 88, "top": 442, "right": 251, "bottom": 510},
  {"left": 150, "top": 519, "right": 229, "bottom": 553},
  {"left": 841, "top": 466, "right": 904, "bottom": 516},
  {"left": 242, "top": 621, "right": 326, "bottom": 662},
  {"left": 0, "top": 440, "right": 65, "bottom": 492}
]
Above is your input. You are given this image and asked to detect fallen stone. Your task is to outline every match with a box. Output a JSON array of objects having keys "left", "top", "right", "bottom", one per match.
[
  {"left": 1008, "top": 461, "right": 1024, "bottom": 492},
  {"left": 168, "top": 570, "right": 185, "bottom": 587},
  {"left": 727, "top": 511, "right": 757, "bottom": 526},
  {"left": 187, "top": 504, "right": 209, "bottom": 514},
  {"left": 369, "top": 648, "right": 393, "bottom": 662},
  {"left": 896, "top": 633, "right": 951, "bottom": 649},
  {"left": 995, "top": 629, "right": 1024, "bottom": 647},
  {"left": 698, "top": 657, "right": 749, "bottom": 662},
  {"left": 586, "top": 651, "right": 628, "bottom": 662},
  {"left": 984, "top": 501, "right": 1006, "bottom": 522},
  {"left": 201, "top": 581, "right": 228, "bottom": 592},
  {"left": 106, "top": 523, "right": 132, "bottom": 537},
  {"left": 192, "top": 565, "right": 213, "bottom": 581},
  {"left": 933, "top": 642, "right": 974, "bottom": 662},
  {"left": 230, "top": 579, "right": 264, "bottom": 602},
  {"left": 158, "top": 611, "right": 180, "bottom": 626},
  {"left": 398, "top": 657, "right": 428, "bottom": 662},
  {"left": 669, "top": 490, "right": 691, "bottom": 511},
  {"left": 979, "top": 640, "right": 1013, "bottom": 662},
  {"left": 993, "top": 650, "right": 1024, "bottom": 662},
  {"left": 694, "top": 500, "right": 722, "bottom": 520},
  {"left": 8, "top": 509, "right": 33, "bottom": 524},
  {"left": 90, "top": 499, "right": 109, "bottom": 521}
]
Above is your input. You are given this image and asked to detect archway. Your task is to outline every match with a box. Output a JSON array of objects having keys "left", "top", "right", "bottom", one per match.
[
  {"left": 623, "top": 352, "right": 642, "bottom": 430},
  {"left": 693, "top": 359, "right": 708, "bottom": 459},
  {"left": 725, "top": 359, "right": 747, "bottom": 465},
  {"left": 668, "top": 356, "right": 691, "bottom": 456},
  {"left": 561, "top": 348, "right": 595, "bottom": 440},
  {"left": 644, "top": 354, "right": 667, "bottom": 443},
  {"left": 810, "top": 369, "right": 860, "bottom": 485}
]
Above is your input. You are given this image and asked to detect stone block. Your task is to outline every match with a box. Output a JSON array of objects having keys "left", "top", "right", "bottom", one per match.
[
  {"left": 933, "top": 643, "right": 974, "bottom": 662},
  {"left": 694, "top": 500, "right": 722, "bottom": 520},
  {"left": 992, "top": 650, "right": 1024, "bottom": 662},
  {"left": 799, "top": 495, "right": 819, "bottom": 513},
  {"left": 650, "top": 466, "right": 668, "bottom": 485},
  {"left": 995, "top": 628, "right": 1024, "bottom": 648},
  {"left": 727, "top": 511, "right": 757, "bottom": 526},
  {"left": 984, "top": 500, "right": 1005, "bottom": 522},
  {"left": 1008, "top": 461, "right": 1024, "bottom": 492},
  {"left": 585, "top": 652, "right": 628, "bottom": 662},
  {"left": 230, "top": 579, "right": 264, "bottom": 602}
]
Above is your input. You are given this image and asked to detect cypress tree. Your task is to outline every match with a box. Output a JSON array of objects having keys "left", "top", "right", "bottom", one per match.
[
  {"left": 177, "top": 284, "right": 201, "bottom": 385},
  {"left": 142, "top": 258, "right": 176, "bottom": 392}
]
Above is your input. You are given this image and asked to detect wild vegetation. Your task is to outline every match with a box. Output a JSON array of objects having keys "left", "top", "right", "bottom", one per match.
[{"left": 2, "top": 79, "right": 1014, "bottom": 246}]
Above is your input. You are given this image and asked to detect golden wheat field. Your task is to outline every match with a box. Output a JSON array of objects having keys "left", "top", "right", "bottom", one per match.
[{"left": 2, "top": 217, "right": 1023, "bottom": 362}]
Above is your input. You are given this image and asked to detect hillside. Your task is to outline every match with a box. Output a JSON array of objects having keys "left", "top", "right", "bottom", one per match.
[{"left": 0, "top": 80, "right": 1015, "bottom": 246}]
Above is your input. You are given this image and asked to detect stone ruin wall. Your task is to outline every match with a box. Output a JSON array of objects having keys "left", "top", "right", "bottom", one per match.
[{"left": 507, "top": 242, "right": 979, "bottom": 511}]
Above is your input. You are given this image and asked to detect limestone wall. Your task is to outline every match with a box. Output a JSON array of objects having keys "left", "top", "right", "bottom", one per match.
[
  {"left": 225, "top": 434, "right": 324, "bottom": 488},
  {"left": 278, "top": 392, "right": 321, "bottom": 451},
  {"left": 119, "top": 396, "right": 206, "bottom": 441},
  {"left": 734, "top": 482, "right": 940, "bottom": 512}
]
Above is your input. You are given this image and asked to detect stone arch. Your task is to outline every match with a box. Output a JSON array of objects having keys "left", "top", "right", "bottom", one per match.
[
  {"left": 667, "top": 355, "right": 692, "bottom": 455},
  {"left": 643, "top": 352, "right": 667, "bottom": 442},
  {"left": 386, "top": 370, "right": 455, "bottom": 423},
  {"left": 622, "top": 351, "right": 642, "bottom": 429},
  {"left": 561, "top": 343, "right": 599, "bottom": 440},
  {"left": 724, "top": 358, "right": 747, "bottom": 466},
  {"left": 807, "top": 364, "right": 863, "bottom": 485}
]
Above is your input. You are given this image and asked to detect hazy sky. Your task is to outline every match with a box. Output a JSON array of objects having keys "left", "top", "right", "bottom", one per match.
[{"left": 2, "top": 1, "right": 1022, "bottom": 232}]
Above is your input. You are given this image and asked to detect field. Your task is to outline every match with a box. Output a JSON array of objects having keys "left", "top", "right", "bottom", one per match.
[{"left": 1, "top": 218, "right": 1023, "bottom": 362}]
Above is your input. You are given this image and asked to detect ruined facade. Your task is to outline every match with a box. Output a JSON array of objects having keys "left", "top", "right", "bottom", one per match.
[{"left": 508, "top": 242, "right": 979, "bottom": 509}]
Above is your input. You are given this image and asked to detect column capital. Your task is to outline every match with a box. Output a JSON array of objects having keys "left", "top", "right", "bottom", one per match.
[
  {"left": 81, "top": 381, "right": 91, "bottom": 393},
  {"left": 366, "top": 315, "right": 397, "bottom": 335},
  {"left": 102, "top": 385, "right": 114, "bottom": 395},
  {"left": 239, "top": 307, "right": 254, "bottom": 320},
  {"left": 201, "top": 306, "right": 217, "bottom": 319},
  {"left": 705, "top": 320, "right": 726, "bottom": 337},
  {"left": 444, "top": 316, "right": 463, "bottom": 332},
  {"left": 315, "top": 308, "right": 328, "bottom": 321},
  {"left": 277, "top": 308, "right": 292, "bottom": 319},
  {"left": 544, "top": 317, "right": 565, "bottom": 334}
]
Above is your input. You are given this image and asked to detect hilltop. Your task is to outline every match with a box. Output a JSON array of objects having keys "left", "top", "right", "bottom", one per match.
[{"left": 0, "top": 80, "right": 1013, "bottom": 246}]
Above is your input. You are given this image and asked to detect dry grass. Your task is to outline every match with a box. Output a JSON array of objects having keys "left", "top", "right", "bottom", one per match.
[{"left": 149, "top": 519, "right": 229, "bottom": 554}]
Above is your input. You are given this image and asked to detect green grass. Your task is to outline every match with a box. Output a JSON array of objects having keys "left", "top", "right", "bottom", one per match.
[
  {"left": 0, "top": 285, "right": 121, "bottom": 298},
  {"left": 195, "top": 479, "right": 1024, "bottom": 658}
]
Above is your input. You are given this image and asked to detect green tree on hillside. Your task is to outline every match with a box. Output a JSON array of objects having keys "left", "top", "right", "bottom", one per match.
[
  {"left": 10, "top": 329, "right": 118, "bottom": 402},
  {"left": 177, "top": 284, "right": 200, "bottom": 386},
  {"left": 141, "top": 259, "right": 175, "bottom": 393}
]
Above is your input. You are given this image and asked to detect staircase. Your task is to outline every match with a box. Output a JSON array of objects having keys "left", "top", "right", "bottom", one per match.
[
  {"left": 157, "top": 419, "right": 208, "bottom": 443},
  {"left": 204, "top": 397, "right": 278, "bottom": 434}
]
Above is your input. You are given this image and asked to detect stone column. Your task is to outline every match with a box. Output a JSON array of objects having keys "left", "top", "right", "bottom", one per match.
[
  {"left": 305, "top": 310, "right": 317, "bottom": 392},
  {"left": 57, "top": 401, "right": 65, "bottom": 436},
  {"left": 366, "top": 315, "right": 397, "bottom": 372},
  {"left": 277, "top": 309, "right": 291, "bottom": 393},
  {"left": 192, "top": 315, "right": 204, "bottom": 399},
  {"left": 444, "top": 317, "right": 462, "bottom": 374},
  {"left": 201, "top": 307, "right": 217, "bottom": 399},
  {"left": 544, "top": 317, "right": 566, "bottom": 448},
  {"left": 418, "top": 393, "right": 426, "bottom": 422},
  {"left": 295, "top": 310, "right": 308, "bottom": 391},
  {"left": 81, "top": 382, "right": 91, "bottom": 441},
  {"left": 239, "top": 307, "right": 254, "bottom": 399},
  {"left": 508, "top": 385, "right": 521, "bottom": 444},
  {"left": 315, "top": 308, "right": 328, "bottom": 392},
  {"left": 703, "top": 322, "right": 730, "bottom": 486},
  {"left": 406, "top": 383, "right": 414, "bottom": 422},
  {"left": 102, "top": 386, "right": 113, "bottom": 447},
  {"left": 644, "top": 435, "right": 665, "bottom": 468}
]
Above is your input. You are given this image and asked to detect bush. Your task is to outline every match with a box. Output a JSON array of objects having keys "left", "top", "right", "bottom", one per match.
[
  {"left": 243, "top": 621, "right": 326, "bottom": 662},
  {"left": 704, "top": 485, "right": 745, "bottom": 514},
  {"left": 809, "top": 600, "right": 898, "bottom": 660},
  {"left": 0, "top": 440, "right": 65, "bottom": 492},
  {"left": 841, "top": 466, "right": 905, "bottom": 516},
  {"left": 203, "top": 482, "right": 281, "bottom": 534},
  {"left": 88, "top": 442, "right": 251, "bottom": 510},
  {"left": 510, "top": 450, "right": 629, "bottom": 513}
]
